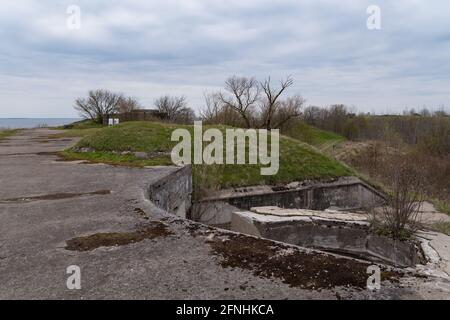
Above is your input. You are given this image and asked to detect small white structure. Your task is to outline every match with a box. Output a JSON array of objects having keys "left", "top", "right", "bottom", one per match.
[{"left": 108, "top": 118, "right": 120, "bottom": 126}]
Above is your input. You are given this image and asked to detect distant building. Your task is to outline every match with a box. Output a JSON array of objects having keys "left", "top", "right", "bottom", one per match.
[
  {"left": 119, "top": 109, "right": 168, "bottom": 122},
  {"left": 108, "top": 118, "right": 120, "bottom": 126},
  {"left": 103, "top": 109, "right": 168, "bottom": 126}
]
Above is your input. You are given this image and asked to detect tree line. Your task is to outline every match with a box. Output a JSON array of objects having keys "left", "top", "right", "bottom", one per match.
[
  {"left": 74, "top": 89, "right": 196, "bottom": 125},
  {"left": 73, "top": 75, "right": 305, "bottom": 130},
  {"left": 302, "top": 104, "right": 450, "bottom": 157},
  {"left": 200, "top": 75, "right": 304, "bottom": 130},
  {"left": 73, "top": 79, "right": 449, "bottom": 157}
]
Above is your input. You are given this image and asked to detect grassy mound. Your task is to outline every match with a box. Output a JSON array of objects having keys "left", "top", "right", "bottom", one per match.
[
  {"left": 75, "top": 121, "right": 182, "bottom": 152},
  {"left": 284, "top": 121, "right": 345, "bottom": 149},
  {"left": 61, "top": 121, "right": 353, "bottom": 197},
  {"left": 58, "top": 119, "right": 103, "bottom": 130},
  {"left": 50, "top": 119, "right": 103, "bottom": 138}
]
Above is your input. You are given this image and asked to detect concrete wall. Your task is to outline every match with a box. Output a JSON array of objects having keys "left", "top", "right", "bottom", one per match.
[
  {"left": 227, "top": 182, "right": 383, "bottom": 211},
  {"left": 119, "top": 110, "right": 167, "bottom": 122},
  {"left": 312, "top": 183, "right": 384, "bottom": 210},
  {"left": 193, "top": 177, "right": 385, "bottom": 225},
  {"left": 190, "top": 201, "right": 241, "bottom": 226},
  {"left": 147, "top": 166, "right": 192, "bottom": 218},
  {"left": 231, "top": 212, "right": 423, "bottom": 267}
]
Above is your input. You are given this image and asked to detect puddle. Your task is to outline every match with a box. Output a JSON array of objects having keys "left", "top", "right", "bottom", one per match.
[{"left": 65, "top": 222, "right": 173, "bottom": 251}]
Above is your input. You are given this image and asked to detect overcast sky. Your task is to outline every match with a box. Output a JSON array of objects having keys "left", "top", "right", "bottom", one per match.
[{"left": 1, "top": 0, "right": 449, "bottom": 117}]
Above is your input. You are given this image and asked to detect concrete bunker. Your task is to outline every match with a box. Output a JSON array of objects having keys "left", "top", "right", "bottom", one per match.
[
  {"left": 231, "top": 207, "right": 424, "bottom": 267},
  {"left": 190, "top": 176, "right": 386, "bottom": 226},
  {"left": 147, "top": 169, "right": 424, "bottom": 268}
]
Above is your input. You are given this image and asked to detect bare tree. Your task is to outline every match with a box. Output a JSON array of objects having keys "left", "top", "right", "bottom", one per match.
[
  {"left": 259, "top": 76, "right": 294, "bottom": 130},
  {"left": 74, "top": 89, "right": 123, "bottom": 124},
  {"left": 200, "top": 92, "right": 243, "bottom": 126},
  {"left": 155, "top": 95, "right": 186, "bottom": 118},
  {"left": 200, "top": 75, "right": 303, "bottom": 129},
  {"left": 154, "top": 95, "right": 195, "bottom": 124},
  {"left": 176, "top": 107, "right": 196, "bottom": 124},
  {"left": 200, "top": 93, "right": 222, "bottom": 122},
  {"left": 302, "top": 106, "right": 322, "bottom": 126},
  {"left": 218, "top": 76, "right": 260, "bottom": 128},
  {"left": 270, "top": 95, "right": 305, "bottom": 130},
  {"left": 117, "top": 96, "right": 141, "bottom": 113}
]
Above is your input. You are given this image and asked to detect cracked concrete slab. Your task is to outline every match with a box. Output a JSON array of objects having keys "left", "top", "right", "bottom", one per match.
[
  {"left": 426, "top": 232, "right": 450, "bottom": 277},
  {"left": 251, "top": 206, "right": 368, "bottom": 222}
]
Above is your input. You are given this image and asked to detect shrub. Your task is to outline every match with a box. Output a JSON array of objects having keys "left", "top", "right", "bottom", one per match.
[{"left": 368, "top": 155, "right": 425, "bottom": 239}]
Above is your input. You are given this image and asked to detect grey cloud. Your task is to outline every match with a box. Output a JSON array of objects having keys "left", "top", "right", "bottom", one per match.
[{"left": 0, "top": 0, "right": 449, "bottom": 117}]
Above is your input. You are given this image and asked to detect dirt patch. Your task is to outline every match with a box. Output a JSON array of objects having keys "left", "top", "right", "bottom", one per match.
[
  {"left": 208, "top": 233, "right": 401, "bottom": 290},
  {"left": 65, "top": 221, "right": 173, "bottom": 251},
  {"left": 185, "top": 221, "right": 215, "bottom": 235},
  {"left": 0, "top": 190, "right": 111, "bottom": 204}
]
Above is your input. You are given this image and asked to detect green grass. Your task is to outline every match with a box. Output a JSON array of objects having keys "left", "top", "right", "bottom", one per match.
[
  {"left": 61, "top": 121, "right": 353, "bottom": 198},
  {"left": 52, "top": 128, "right": 102, "bottom": 138},
  {"left": 284, "top": 121, "right": 345, "bottom": 150},
  {"left": 432, "top": 199, "right": 450, "bottom": 216},
  {"left": 75, "top": 121, "right": 181, "bottom": 152},
  {"left": 0, "top": 129, "right": 19, "bottom": 140},
  {"left": 60, "top": 150, "right": 173, "bottom": 167},
  {"left": 50, "top": 119, "right": 103, "bottom": 138},
  {"left": 431, "top": 222, "right": 450, "bottom": 236},
  {"left": 207, "top": 134, "right": 352, "bottom": 188},
  {"left": 56, "top": 119, "right": 103, "bottom": 130}
]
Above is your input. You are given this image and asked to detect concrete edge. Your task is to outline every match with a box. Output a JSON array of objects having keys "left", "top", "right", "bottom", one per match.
[{"left": 196, "top": 176, "right": 387, "bottom": 203}]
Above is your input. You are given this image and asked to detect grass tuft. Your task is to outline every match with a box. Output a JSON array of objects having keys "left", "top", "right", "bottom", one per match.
[
  {"left": 0, "top": 129, "right": 19, "bottom": 140},
  {"left": 432, "top": 199, "right": 450, "bottom": 216},
  {"left": 431, "top": 222, "right": 450, "bottom": 236}
]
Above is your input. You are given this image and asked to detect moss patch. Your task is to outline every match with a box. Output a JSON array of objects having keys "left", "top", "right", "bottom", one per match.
[{"left": 65, "top": 222, "right": 173, "bottom": 251}]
